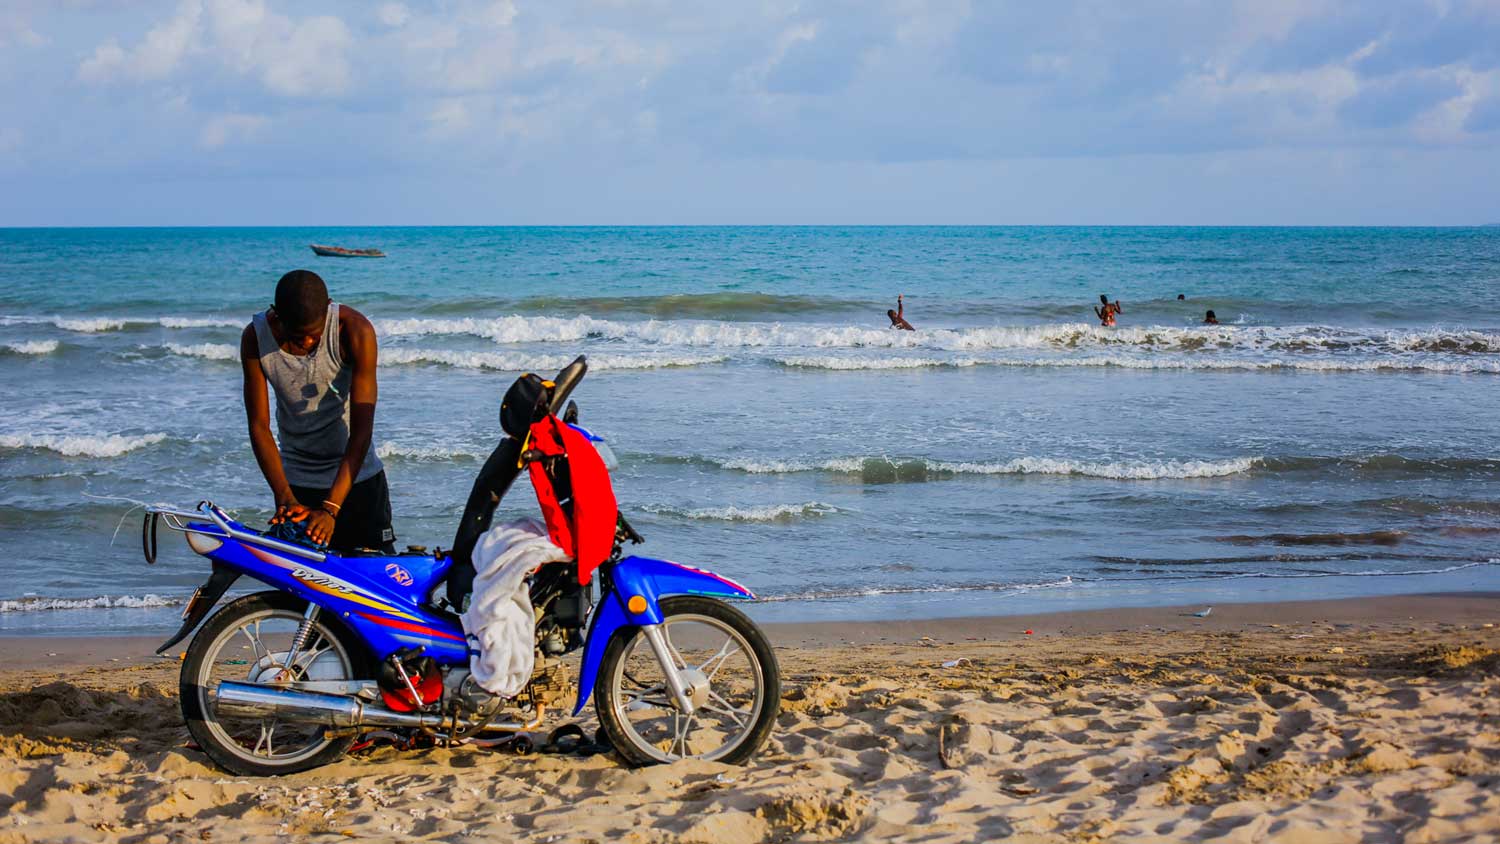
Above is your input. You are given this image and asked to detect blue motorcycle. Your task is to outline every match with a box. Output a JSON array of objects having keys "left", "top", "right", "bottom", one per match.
[{"left": 143, "top": 356, "right": 780, "bottom": 776}]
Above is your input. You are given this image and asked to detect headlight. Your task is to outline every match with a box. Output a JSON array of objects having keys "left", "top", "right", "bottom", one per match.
[{"left": 186, "top": 532, "right": 223, "bottom": 555}]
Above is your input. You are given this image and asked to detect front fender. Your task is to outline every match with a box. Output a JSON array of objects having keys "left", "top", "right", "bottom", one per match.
[{"left": 573, "top": 556, "right": 754, "bottom": 715}]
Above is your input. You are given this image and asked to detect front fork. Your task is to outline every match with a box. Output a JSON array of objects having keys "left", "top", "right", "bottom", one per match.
[{"left": 640, "top": 623, "right": 697, "bottom": 715}]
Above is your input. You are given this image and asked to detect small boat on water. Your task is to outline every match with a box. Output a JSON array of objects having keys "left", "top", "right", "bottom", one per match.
[{"left": 310, "top": 244, "right": 385, "bottom": 258}]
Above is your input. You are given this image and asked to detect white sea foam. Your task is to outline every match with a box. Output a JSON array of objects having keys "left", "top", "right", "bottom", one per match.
[
  {"left": 164, "top": 342, "right": 239, "bottom": 361},
  {"left": 2, "top": 340, "right": 59, "bottom": 355},
  {"left": 775, "top": 353, "right": 1500, "bottom": 374},
  {"left": 153, "top": 343, "right": 725, "bottom": 370},
  {"left": 371, "top": 316, "right": 1500, "bottom": 357},
  {"left": 757, "top": 576, "right": 1076, "bottom": 603},
  {"left": 0, "top": 432, "right": 168, "bottom": 458},
  {"left": 0, "top": 594, "right": 182, "bottom": 613},
  {"left": 376, "top": 442, "right": 481, "bottom": 461},
  {"left": 379, "top": 348, "right": 727, "bottom": 371},
  {"left": 710, "top": 455, "right": 1258, "bottom": 480},
  {"left": 641, "top": 502, "right": 839, "bottom": 521},
  {"left": 777, "top": 355, "right": 986, "bottom": 370},
  {"left": 930, "top": 456, "right": 1259, "bottom": 480},
  {"left": 0, "top": 315, "right": 240, "bottom": 332},
  {"left": 158, "top": 316, "right": 242, "bottom": 329}
]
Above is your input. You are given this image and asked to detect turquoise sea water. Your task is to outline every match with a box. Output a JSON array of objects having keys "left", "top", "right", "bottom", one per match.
[{"left": 2, "top": 226, "right": 1499, "bottom": 635}]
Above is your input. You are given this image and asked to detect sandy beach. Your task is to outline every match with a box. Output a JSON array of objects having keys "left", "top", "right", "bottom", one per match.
[{"left": 1, "top": 593, "right": 1497, "bottom": 843}]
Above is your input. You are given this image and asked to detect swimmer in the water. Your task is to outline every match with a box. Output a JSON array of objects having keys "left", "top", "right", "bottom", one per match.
[
  {"left": 1204, "top": 309, "right": 1219, "bottom": 325},
  {"left": 887, "top": 294, "right": 914, "bottom": 330},
  {"left": 1094, "top": 294, "right": 1121, "bottom": 327}
]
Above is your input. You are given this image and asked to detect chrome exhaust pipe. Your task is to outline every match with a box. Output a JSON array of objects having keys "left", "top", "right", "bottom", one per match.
[
  {"left": 214, "top": 681, "right": 448, "bottom": 730},
  {"left": 212, "top": 681, "right": 542, "bottom": 734}
]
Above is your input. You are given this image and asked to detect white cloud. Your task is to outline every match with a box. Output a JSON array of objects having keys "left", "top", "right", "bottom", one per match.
[
  {"left": 199, "top": 112, "right": 269, "bottom": 149},
  {"left": 77, "top": 0, "right": 351, "bottom": 97},
  {"left": 378, "top": 3, "right": 411, "bottom": 28},
  {"left": 259, "top": 15, "right": 352, "bottom": 96},
  {"left": 78, "top": 0, "right": 202, "bottom": 83},
  {"left": 0, "top": 9, "right": 45, "bottom": 48},
  {"left": 426, "top": 98, "right": 472, "bottom": 137},
  {"left": 468, "top": 1, "right": 517, "bottom": 29}
]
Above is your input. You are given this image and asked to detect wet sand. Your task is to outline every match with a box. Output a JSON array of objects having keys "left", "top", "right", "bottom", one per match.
[{"left": 1, "top": 593, "right": 1497, "bottom": 842}]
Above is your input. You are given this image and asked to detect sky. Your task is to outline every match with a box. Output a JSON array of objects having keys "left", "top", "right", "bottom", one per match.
[{"left": 1, "top": 0, "right": 1498, "bottom": 226}]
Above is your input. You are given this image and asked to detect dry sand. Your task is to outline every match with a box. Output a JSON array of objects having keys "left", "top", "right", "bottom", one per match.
[{"left": 1, "top": 593, "right": 1497, "bottom": 843}]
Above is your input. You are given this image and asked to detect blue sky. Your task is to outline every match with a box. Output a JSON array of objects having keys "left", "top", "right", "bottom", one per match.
[{"left": 1, "top": 1, "right": 1498, "bottom": 225}]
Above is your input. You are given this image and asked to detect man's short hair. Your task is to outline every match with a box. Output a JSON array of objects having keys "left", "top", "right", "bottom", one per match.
[{"left": 274, "top": 270, "right": 330, "bottom": 329}]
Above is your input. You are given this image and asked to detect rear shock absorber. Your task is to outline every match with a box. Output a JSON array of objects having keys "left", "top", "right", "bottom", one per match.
[{"left": 278, "top": 604, "right": 321, "bottom": 682}]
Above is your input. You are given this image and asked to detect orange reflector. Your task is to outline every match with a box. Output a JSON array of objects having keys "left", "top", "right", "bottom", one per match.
[{"left": 627, "top": 595, "right": 648, "bottom": 614}]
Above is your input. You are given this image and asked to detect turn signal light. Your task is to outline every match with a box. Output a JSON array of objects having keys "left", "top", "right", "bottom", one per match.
[{"left": 627, "top": 595, "right": 648, "bottom": 614}]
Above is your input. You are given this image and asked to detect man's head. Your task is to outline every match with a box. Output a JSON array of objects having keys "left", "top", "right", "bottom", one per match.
[
  {"left": 1099, "top": 294, "right": 1109, "bottom": 306},
  {"left": 271, "top": 270, "right": 330, "bottom": 352},
  {"left": 887, "top": 309, "right": 899, "bottom": 322}
]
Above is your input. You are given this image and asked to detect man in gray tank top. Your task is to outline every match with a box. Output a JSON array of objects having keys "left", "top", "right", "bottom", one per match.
[{"left": 240, "top": 270, "right": 395, "bottom": 552}]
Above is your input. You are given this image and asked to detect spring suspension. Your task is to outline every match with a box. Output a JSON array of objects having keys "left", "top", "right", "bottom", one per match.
[{"left": 279, "top": 605, "right": 321, "bottom": 681}]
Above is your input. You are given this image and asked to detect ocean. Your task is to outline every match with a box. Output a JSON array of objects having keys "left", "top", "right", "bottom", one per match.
[{"left": 2, "top": 226, "right": 1499, "bottom": 636}]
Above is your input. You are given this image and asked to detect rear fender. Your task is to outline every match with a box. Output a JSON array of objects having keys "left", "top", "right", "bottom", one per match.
[
  {"left": 573, "top": 556, "right": 753, "bottom": 715},
  {"left": 154, "top": 562, "right": 241, "bottom": 655}
]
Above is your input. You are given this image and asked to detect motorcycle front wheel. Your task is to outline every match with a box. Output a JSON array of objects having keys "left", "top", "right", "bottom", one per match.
[
  {"left": 595, "top": 596, "right": 780, "bottom": 766},
  {"left": 180, "top": 592, "right": 370, "bottom": 776}
]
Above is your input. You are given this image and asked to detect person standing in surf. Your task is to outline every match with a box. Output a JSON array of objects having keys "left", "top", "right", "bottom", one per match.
[
  {"left": 888, "top": 294, "right": 915, "bottom": 330},
  {"left": 1094, "top": 294, "right": 1121, "bottom": 327},
  {"left": 240, "top": 270, "right": 394, "bottom": 552}
]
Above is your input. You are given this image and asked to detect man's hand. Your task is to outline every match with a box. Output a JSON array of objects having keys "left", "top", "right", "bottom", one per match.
[
  {"left": 270, "top": 501, "right": 311, "bottom": 525},
  {"left": 303, "top": 508, "right": 337, "bottom": 546}
]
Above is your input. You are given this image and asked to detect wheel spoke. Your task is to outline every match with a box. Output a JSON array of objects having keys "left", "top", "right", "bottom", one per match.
[
  {"left": 697, "top": 636, "right": 742, "bottom": 681},
  {"left": 253, "top": 719, "right": 278, "bottom": 757},
  {"left": 671, "top": 711, "right": 696, "bottom": 757},
  {"left": 703, "top": 690, "right": 749, "bottom": 728},
  {"left": 661, "top": 627, "right": 689, "bottom": 671},
  {"left": 292, "top": 637, "right": 332, "bottom": 676}
]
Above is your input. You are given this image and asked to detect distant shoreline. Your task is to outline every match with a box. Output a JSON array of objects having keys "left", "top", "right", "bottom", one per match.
[{"left": 4, "top": 591, "right": 1495, "bottom": 669}]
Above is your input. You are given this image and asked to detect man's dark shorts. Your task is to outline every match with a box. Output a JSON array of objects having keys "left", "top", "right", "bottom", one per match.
[{"left": 291, "top": 471, "right": 396, "bottom": 553}]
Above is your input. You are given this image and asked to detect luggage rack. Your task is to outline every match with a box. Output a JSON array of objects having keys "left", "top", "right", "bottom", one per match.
[{"left": 143, "top": 500, "right": 328, "bottom": 564}]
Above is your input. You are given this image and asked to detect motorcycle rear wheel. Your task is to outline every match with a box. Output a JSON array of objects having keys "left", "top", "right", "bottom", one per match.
[
  {"left": 596, "top": 596, "right": 780, "bottom": 766},
  {"left": 180, "top": 591, "right": 371, "bottom": 776}
]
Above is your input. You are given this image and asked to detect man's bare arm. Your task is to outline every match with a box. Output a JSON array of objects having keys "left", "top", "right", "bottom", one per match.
[
  {"left": 323, "top": 308, "right": 378, "bottom": 512},
  {"left": 240, "top": 325, "right": 296, "bottom": 511}
]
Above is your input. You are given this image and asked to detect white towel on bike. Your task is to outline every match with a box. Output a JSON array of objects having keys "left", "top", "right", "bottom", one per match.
[{"left": 461, "top": 519, "right": 569, "bottom": 698}]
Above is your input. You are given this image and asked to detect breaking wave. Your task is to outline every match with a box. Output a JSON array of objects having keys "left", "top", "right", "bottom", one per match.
[
  {"left": 641, "top": 502, "right": 840, "bottom": 522},
  {"left": 163, "top": 342, "right": 238, "bottom": 361},
  {"left": 1, "top": 340, "right": 59, "bottom": 355},
  {"left": 673, "top": 452, "right": 1500, "bottom": 482},
  {"left": 695, "top": 455, "right": 1260, "bottom": 481},
  {"left": 0, "top": 594, "right": 183, "bottom": 613},
  {"left": 370, "top": 316, "right": 1500, "bottom": 357},
  {"left": 0, "top": 432, "right": 168, "bottom": 458},
  {"left": 757, "top": 576, "right": 1077, "bottom": 603},
  {"left": 379, "top": 348, "right": 727, "bottom": 371},
  {"left": 774, "top": 354, "right": 1500, "bottom": 374},
  {"left": 152, "top": 343, "right": 726, "bottom": 371},
  {"left": 0, "top": 315, "right": 241, "bottom": 332},
  {"left": 376, "top": 442, "right": 482, "bottom": 461}
]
